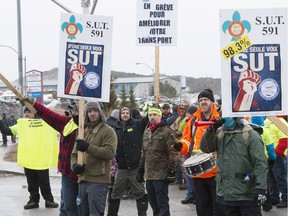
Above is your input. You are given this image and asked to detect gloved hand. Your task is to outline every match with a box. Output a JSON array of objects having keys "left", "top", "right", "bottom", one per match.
[
  {"left": 72, "top": 163, "right": 85, "bottom": 174},
  {"left": 255, "top": 189, "right": 267, "bottom": 206},
  {"left": 166, "top": 168, "right": 176, "bottom": 184},
  {"left": 18, "top": 97, "right": 35, "bottom": 106},
  {"left": 173, "top": 142, "right": 183, "bottom": 152},
  {"left": 250, "top": 123, "right": 263, "bottom": 135},
  {"left": 136, "top": 168, "right": 145, "bottom": 183},
  {"left": 76, "top": 139, "right": 89, "bottom": 152},
  {"left": 209, "top": 118, "right": 225, "bottom": 132}
]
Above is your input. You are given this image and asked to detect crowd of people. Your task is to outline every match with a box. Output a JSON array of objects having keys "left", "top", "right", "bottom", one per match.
[{"left": 0, "top": 88, "right": 287, "bottom": 216}]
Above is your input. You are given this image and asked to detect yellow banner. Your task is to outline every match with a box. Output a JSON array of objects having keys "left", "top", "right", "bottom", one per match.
[{"left": 221, "top": 35, "right": 253, "bottom": 60}]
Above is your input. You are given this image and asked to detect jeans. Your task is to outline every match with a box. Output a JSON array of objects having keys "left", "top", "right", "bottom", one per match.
[
  {"left": 146, "top": 180, "right": 170, "bottom": 216},
  {"left": 59, "top": 175, "right": 78, "bottom": 216},
  {"left": 269, "top": 156, "right": 287, "bottom": 203},
  {"left": 78, "top": 182, "right": 109, "bottom": 216},
  {"left": 185, "top": 176, "right": 194, "bottom": 199}
]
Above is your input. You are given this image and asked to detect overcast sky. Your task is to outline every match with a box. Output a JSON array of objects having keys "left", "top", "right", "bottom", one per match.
[{"left": 0, "top": 0, "right": 287, "bottom": 82}]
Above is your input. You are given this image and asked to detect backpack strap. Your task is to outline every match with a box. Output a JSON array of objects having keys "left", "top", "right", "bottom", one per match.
[{"left": 217, "top": 125, "right": 253, "bottom": 145}]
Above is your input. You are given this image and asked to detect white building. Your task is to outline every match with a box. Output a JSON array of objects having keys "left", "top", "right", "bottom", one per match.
[{"left": 112, "top": 76, "right": 180, "bottom": 98}]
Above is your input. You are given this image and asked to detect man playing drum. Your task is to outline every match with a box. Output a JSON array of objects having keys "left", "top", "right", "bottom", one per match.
[
  {"left": 200, "top": 117, "right": 268, "bottom": 216},
  {"left": 173, "top": 88, "right": 224, "bottom": 216}
]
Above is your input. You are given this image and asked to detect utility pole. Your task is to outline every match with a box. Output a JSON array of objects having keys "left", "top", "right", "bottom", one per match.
[{"left": 16, "top": 0, "right": 24, "bottom": 96}]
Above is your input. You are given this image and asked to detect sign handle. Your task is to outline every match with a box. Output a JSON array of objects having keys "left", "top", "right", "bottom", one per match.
[
  {"left": 267, "top": 116, "right": 288, "bottom": 136},
  {"left": 77, "top": 99, "right": 85, "bottom": 165},
  {"left": 0, "top": 72, "right": 37, "bottom": 114}
]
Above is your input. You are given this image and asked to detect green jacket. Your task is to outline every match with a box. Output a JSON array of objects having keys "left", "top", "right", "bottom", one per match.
[
  {"left": 71, "top": 122, "right": 117, "bottom": 184},
  {"left": 139, "top": 123, "right": 178, "bottom": 180},
  {"left": 200, "top": 119, "right": 267, "bottom": 202}
]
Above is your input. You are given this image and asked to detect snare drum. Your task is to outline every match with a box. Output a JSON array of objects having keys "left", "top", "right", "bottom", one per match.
[{"left": 182, "top": 153, "right": 216, "bottom": 177}]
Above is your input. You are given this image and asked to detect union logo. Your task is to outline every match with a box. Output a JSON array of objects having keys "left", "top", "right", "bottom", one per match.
[
  {"left": 61, "top": 15, "right": 83, "bottom": 39},
  {"left": 222, "top": 11, "right": 251, "bottom": 41}
]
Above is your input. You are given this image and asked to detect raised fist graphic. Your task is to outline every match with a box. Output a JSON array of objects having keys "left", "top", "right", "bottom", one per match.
[
  {"left": 65, "top": 63, "right": 87, "bottom": 95},
  {"left": 233, "top": 69, "right": 261, "bottom": 112}
]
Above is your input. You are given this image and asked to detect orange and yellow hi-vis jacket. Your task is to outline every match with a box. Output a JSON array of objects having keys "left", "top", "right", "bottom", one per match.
[{"left": 179, "top": 104, "right": 220, "bottom": 179}]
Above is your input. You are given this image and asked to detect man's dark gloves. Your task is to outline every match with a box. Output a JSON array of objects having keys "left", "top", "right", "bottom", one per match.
[
  {"left": 72, "top": 163, "right": 85, "bottom": 174},
  {"left": 166, "top": 169, "right": 176, "bottom": 184},
  {"left": 255, "top": 189, "right": 267, "bottom": 206},
  {"left": 76, "top": 139, "right": 89, "bottom": 152},
  {"left": 136, "top": 168, "right": 145, "bottom": 183},
  {"left": 209, "top": 118, "right": 225, "bottom": 132},
  {"left": 250, "top": 123, "right": 263, "bottom": 135},
  {"left": 173, "top": 142, "right": 183, "bottom": 151}
]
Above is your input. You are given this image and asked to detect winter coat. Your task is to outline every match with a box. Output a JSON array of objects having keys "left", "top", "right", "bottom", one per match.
[
  {"left": 112, "top": 117, "right": 148, "bottom": 169},
  {"left": 71, "top": 122, "right": 117, "bottom": 184},
  {"left": 139, "top": 122, "right": 178, "bottom": 180},
  {"left": 178, "top": 104, "right": 220, "bottom": 179},
  {"left": 200, "top": 119, "right": 268, "bottom": 202}
]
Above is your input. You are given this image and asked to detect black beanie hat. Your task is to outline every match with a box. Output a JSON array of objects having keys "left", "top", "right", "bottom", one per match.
[
  {"left": 186, "top": 105, "right": 198, "bottom": 115},
  {"left": 198, "top": 88, "right": 215, "bottom": 102}
]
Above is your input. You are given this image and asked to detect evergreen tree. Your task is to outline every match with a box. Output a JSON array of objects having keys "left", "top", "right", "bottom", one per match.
[
  {"left": 120, "top": 85, "right": 129, "bottom": 107},
  {"left": 128, "top": 85, "right": 137, "bottom": 108},
  {"left": 102, "top": 75, "right": 119, "bottom": 116},
  {"left": 160, "top": 81, "right": 177, "bottom": 98}
]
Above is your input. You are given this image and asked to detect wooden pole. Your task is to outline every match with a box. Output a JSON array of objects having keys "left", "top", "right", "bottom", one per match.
[
  {"left": 0, "top": 72, "right": 37, "bottom": 114},
  {"left": 77, "top": 100, "right": 85, "bottom": 165},
  {"left": 154, "top": 46, "right": 160, "bottom": 104},
  {"left": 76, "top": 1, "right": 90, "bottom": 165},
  {"left": 267, "top": 116, "right": 288, "bottom": 136}
]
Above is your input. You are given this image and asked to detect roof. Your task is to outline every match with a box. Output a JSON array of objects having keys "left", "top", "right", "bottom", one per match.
[{"left": 112, "top": 76, "right": 168, "bottom": 84}]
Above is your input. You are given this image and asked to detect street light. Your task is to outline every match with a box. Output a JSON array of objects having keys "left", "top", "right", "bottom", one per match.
[
  {"left": 0, "top": 44, "right": 26, "bottom": 95},
  {"left": 136, "top": 62, "right": 155, "bottom": 97}
]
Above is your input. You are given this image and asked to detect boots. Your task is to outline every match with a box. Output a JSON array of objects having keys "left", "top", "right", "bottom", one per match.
[
  {"left": 1, "top": 143, "right": 7, "bottom": 147},
  {"left": 24, "top": 196, "right": 39, "bottom": 209},
  {"left": 107, "top": 199, "right": 120, "bottom": 216},
  {"left": 136, "top": 194, "right": 148, "bottom": 216}
]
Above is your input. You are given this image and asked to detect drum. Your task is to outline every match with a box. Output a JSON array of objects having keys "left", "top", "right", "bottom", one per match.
[{"left": 182, "top": 153, "right": 216, "bottom": 177}]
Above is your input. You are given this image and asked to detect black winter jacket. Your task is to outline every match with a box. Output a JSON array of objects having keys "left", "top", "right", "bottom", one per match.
[{"left": 112, "top": 117, "right": 148, "bottom": 169}]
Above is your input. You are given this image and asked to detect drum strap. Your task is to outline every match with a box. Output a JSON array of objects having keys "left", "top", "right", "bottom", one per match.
[{"left": 191, "top": 117, "right": 198, "bottom": 152}]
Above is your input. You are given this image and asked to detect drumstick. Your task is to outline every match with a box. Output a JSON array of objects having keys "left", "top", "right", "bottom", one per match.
[{"left": 194, "top": 121, "right": 216, "bottom": 127}]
